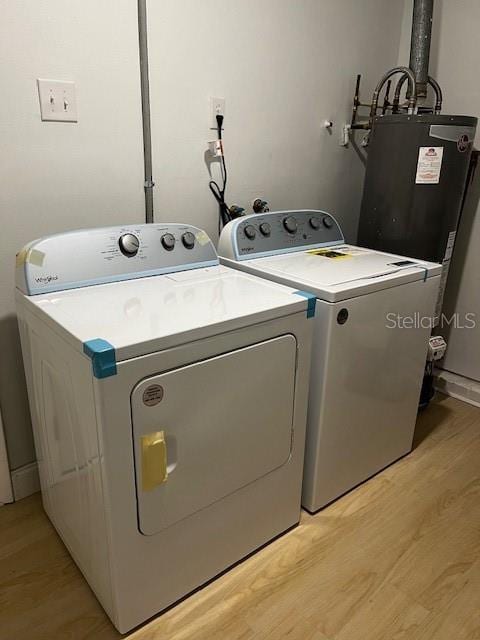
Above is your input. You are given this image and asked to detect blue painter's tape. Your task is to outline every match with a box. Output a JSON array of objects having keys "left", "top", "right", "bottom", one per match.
[
  {"left": 83, "top": 339, "right": 117, "bottom": 379},
  {"left": 419, "top": 265, "right": 429, "bottom": 282},
  {"left": 293, "top": 290, "right": 317, "bottom": 318}
]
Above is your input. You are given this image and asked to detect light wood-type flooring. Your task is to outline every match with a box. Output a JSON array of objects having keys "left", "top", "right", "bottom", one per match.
[{"left": 1, "top": 394, "right": 479, "bottom": 639}]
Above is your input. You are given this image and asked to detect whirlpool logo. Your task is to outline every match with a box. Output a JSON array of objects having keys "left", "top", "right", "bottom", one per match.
[{"left": 35, "top": 274, "right": 59, "bottom": 284}]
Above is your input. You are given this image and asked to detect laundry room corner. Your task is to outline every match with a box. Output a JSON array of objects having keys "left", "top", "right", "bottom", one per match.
[
  {"left": 3, "top": 1, "right": 480, "bottom": 639},
  {"left": 0, "top": 0, "right": 407, "bottom": 501}
]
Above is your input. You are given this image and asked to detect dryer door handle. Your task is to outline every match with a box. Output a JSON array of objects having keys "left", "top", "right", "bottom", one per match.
[{"left": 141, "top": 431, "right": 168, "bottom": 491}]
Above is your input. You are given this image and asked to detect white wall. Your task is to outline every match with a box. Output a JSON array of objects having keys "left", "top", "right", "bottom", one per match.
[
  {"left": 0, "top": 1, "right": 145, "bottom": 470},
  {"left": 399, "top": 1, "right": 480, "bottom": 381},
  {"left": 147, "top": 0, "right": 406, "bottom": 243},
  {"left": 1, "top": 0, "right": 407, "bottom": 478},
  {"left": 431, "top": 1, "right": 480, "bottom": 381}
]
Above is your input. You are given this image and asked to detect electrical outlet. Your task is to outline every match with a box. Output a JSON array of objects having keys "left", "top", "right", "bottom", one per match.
[
  {"left": 210, "top": 96, "right": 225, "bottom": 129},
  {"left": 37, "top": 79, "right": 78, "bottom": 122}
]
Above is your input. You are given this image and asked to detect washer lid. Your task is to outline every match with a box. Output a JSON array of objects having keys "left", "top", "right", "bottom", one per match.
[
  {"left": 235, "top": 245, "right": 442, "bottom": 302},
  {"left": 18, "top": 265, "right": 309, "bottom": 361}
]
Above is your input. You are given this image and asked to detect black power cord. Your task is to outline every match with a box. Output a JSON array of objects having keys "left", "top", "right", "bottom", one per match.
[{"left": 209, "top": 114, "right": 232, "bottom": 233}]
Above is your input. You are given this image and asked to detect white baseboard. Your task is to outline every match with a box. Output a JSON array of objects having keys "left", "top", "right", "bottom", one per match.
[
  {"left": 0, "top": 409, "right": 13, "bottom": 504},
  {"left": 435, "top": 369, "right": 480, "bottom": 408},
  {"left": 11, "top": 462, "right": 40, "bottom": 501}
]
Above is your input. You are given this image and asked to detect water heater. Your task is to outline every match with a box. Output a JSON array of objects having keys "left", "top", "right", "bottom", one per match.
[
  {"left": 345, "top": 0, "right": 478, "bottom": 406},
  {"left": 357, "top": 114, "right": 477, "bottom": 315}
]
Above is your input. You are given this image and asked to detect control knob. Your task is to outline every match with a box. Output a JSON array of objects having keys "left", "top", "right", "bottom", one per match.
[
  {"left": 309, "top": 217, "right": 320, "bottom": 230},
  {"left": 259, "top": 222, "right": 271, "bottom": 237},
  {"left": 323, "top": 216, "right": 333, "bottom": 229},
  {"left": 283, "top": 216, "right": 298, "bottom": 234},
  {"left": 118, "top": 233, "right": 140, "bottom": 257},
  {"left": 182, "top": 231, "right": 195, "bottom": 249},
  {"left": 161, "top": 233, "right": 176, "bottom": 251},
  {"left": 244, "top": 225, "right": 256, "bottom": 240}
]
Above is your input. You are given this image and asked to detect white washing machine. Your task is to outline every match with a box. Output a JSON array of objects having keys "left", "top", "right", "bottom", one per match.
[
  {"left": 219, "top": 210, "right": 442, "bottom": 512},
  {"left": 15, "top": 223, "right": 314, "bottom": 632}
]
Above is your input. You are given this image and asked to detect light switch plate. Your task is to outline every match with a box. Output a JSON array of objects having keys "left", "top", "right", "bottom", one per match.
[{"left": 37, "top": 79, "right": 78, "bottom": 122}]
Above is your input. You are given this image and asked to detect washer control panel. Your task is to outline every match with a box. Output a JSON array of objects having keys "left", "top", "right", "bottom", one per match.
[
  {"left": 218, "top": 210, "right": 344, "bottom": 261},
  {"left": 16, "top": 224, "right": 218, "bottom": 295}
]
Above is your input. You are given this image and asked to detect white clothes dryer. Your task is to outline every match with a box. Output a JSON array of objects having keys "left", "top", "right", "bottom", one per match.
[{"left": 15, "top": 223, "right": 313, "bottom": 632}]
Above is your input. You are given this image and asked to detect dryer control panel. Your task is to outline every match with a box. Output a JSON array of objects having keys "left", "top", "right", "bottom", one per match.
[
  {"left": 218, "top": 210, "right": 344, "bottom": 261},
  {"left": 16, "top": 224, "right": 218, "bottom": 295}
]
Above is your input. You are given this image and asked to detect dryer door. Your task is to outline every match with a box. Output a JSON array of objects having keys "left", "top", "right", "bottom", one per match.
[{"left": 131, "top": 335, "right": 297, "bottom": 535}]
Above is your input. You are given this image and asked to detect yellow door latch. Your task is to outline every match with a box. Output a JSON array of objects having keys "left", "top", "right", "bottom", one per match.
[{"left": 141, "top": 431, "right": 168, "bottom": 491}]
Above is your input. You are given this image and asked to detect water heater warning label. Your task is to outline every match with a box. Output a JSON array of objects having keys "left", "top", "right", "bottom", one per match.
[{"left": 415, "top": 146, "right": 444, "bottom": 184}]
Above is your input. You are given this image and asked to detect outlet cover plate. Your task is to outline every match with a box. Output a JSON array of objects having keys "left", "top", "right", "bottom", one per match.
[
  {"left": 37, "top": 79, "right": 78, "bottom": 122},
  {"left": 210, "top": 96, "right": 225, "bottom": 129}
]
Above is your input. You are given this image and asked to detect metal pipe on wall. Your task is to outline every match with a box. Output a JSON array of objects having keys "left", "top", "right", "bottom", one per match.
[
  {"left": 409, "top": 0, "right": 434, "bottom": 98},
  {"left": 369, "top": 66, "right": 417, "bottom": 123},
  {"left": 137, "top": 0, "right": 154, "bottom": 223},
  {"left": 427, "top": 75, "right": 443, "bottom": 114},
  {"left": 392, "top": 72, "right": 442, "bottom": 114}
]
